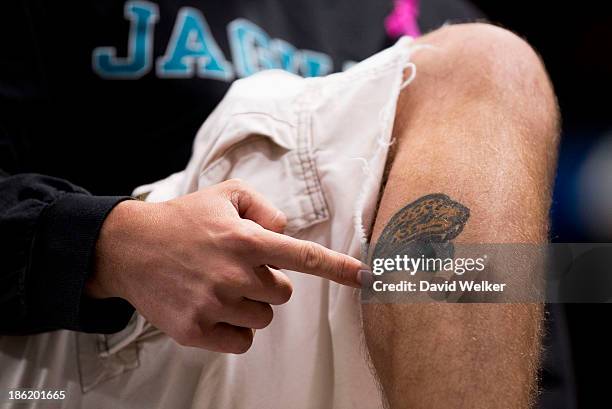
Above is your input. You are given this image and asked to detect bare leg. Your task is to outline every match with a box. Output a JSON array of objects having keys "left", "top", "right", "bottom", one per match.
[{"left": 362, "top": 23, "right": 559, "bottom": 408}]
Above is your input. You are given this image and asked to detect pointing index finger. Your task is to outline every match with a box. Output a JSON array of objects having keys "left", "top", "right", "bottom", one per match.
[{"left": 258, "top": 230, "right": 367, "bottom": 288}]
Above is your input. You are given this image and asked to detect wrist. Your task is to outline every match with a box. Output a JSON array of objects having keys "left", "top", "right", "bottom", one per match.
[{"left": 87, "top": 199, "right": 149, "bottom": 299}]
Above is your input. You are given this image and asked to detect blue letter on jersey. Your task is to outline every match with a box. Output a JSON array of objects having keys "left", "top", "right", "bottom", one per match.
[
  {"left": 92, "top": 1, "right": 158, "bottom": 79},
  {"left": 271, "top": 39, "right": 300, "bottom": 74},
  {"left": 300, "top": 50, "right": 333, "bottom": 77},
  {"left": 157, "top": 8, "right": 233, "bottom": 80},
  {"left": 228, "top": 19, "right": 279, "bottom": 78}
]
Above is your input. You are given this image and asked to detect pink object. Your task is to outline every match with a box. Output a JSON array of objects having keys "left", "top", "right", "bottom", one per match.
[{"left": 385, "top": 0, "right": 421, "bottom": 38}]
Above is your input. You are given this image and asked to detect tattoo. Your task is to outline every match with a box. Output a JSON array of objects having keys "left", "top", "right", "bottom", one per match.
[{"left": 371, "top": 193, "right": 470, "bottom": 266}]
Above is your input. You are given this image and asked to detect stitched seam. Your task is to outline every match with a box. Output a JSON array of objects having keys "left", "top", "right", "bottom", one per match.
[
  {"left": 306, "top": 115, "right": 329, "bottom": 219},
  {"left": 296, "top": 110, "right": 328, "bottom": 219},
  {"left": 296, "top": 112, "right": 319, "bottom": 218}
]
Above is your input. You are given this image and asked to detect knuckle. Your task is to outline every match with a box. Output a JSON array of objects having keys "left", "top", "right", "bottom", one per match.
[
  {"left": 175, "top": 324, "right": 202, "bottom": 347},
  {"left": 333, "top": 256, "right": 348, "bottom": 282},
  {"left": 218, "top": 268, "right": 251, "bottom": 289},
  {"left": 176, "top": 302, "right": 217, "bottom": 346},
  {"left": 227, "top": 178, "right": 254, "bottom": 198},
  {"left": 234, "top": 223, "right": 268, "bottom": 254},
  {"left": 229, "top": 224, "right": 258, "bottom": 250},
  {"left": 234, "top": 224, "right": 254, "bottom": 243},
  {"left": 222, "top": 179, "right": 250, "bottom": 208},
  {"left": 334, "top": 253, "right": 347, "bottom": 272},
  {"left": 181, "top": 308, "right": 199, "bottom": 330},
  {"left": 300, "top": 243, "right": 325, "bottom": 271},
  {"left": 272, "top": 210, "right": 288, "bottom": 232}
]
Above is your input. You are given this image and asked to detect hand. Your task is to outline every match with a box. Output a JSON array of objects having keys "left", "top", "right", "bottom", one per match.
[{"left": 87, "top": 179, "right": 366, "bottom": 353}]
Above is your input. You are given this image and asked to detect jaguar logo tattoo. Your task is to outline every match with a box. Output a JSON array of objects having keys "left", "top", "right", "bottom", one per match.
[{"left": 371, "top": 193, "right": 470, "bottom": 267}]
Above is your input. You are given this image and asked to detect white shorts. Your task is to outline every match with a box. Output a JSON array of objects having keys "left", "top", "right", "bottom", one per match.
[{"left": 0, "top": 37, "right": 417, "bottom": 409}]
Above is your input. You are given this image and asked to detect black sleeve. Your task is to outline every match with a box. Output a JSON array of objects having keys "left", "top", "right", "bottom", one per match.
[
  {"left": 0, "top": 171, "right": 135, "bottom": 334},
  {"left": 0, "top": 1, "right": 135, "bottom": 335}
]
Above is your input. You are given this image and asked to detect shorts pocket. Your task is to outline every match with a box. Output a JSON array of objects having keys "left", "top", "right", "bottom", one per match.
[{"left": 198, "top": 111, "right": 329, "bottom": 235}]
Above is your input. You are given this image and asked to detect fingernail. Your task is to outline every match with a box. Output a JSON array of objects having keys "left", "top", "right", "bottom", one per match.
[{"left": 357, "top": 267, "right": 375, "bottom": 288}]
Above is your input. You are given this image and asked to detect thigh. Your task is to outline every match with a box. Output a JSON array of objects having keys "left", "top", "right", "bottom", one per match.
[{"left": 362, "top": 23, "right": 559, "bottom": 408}]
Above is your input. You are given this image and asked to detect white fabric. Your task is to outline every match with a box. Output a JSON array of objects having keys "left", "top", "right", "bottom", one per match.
[{"left": 0, "top": 36, "right": 416, "bottom": 409}]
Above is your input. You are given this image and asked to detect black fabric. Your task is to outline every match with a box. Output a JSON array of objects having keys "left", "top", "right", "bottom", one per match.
[
  {"left": 30, "top": 193, "right": 134, "bottom": 334},
  {"left": 0, "top": 172, "right": 132, "bottom": 334},
  {"left": 419, "top": 0, "right": 484, "bottom": 32}
]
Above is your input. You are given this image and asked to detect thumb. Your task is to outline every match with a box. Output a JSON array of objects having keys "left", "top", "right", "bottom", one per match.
[{"left": 223, "top": 179, "right": 287, "bottom": 233}]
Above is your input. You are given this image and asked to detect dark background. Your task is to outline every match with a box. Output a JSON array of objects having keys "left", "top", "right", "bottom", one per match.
[{"left": 460, "top": 1, "right": 612, "bottom": 407}]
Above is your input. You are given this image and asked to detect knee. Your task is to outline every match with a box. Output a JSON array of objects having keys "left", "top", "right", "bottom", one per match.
[
  {"left": 412, "top": 22, "right": 559, "bottom": 133},
  {"left": 428, "top": 24, "right": 547, "bottom": 88}
]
